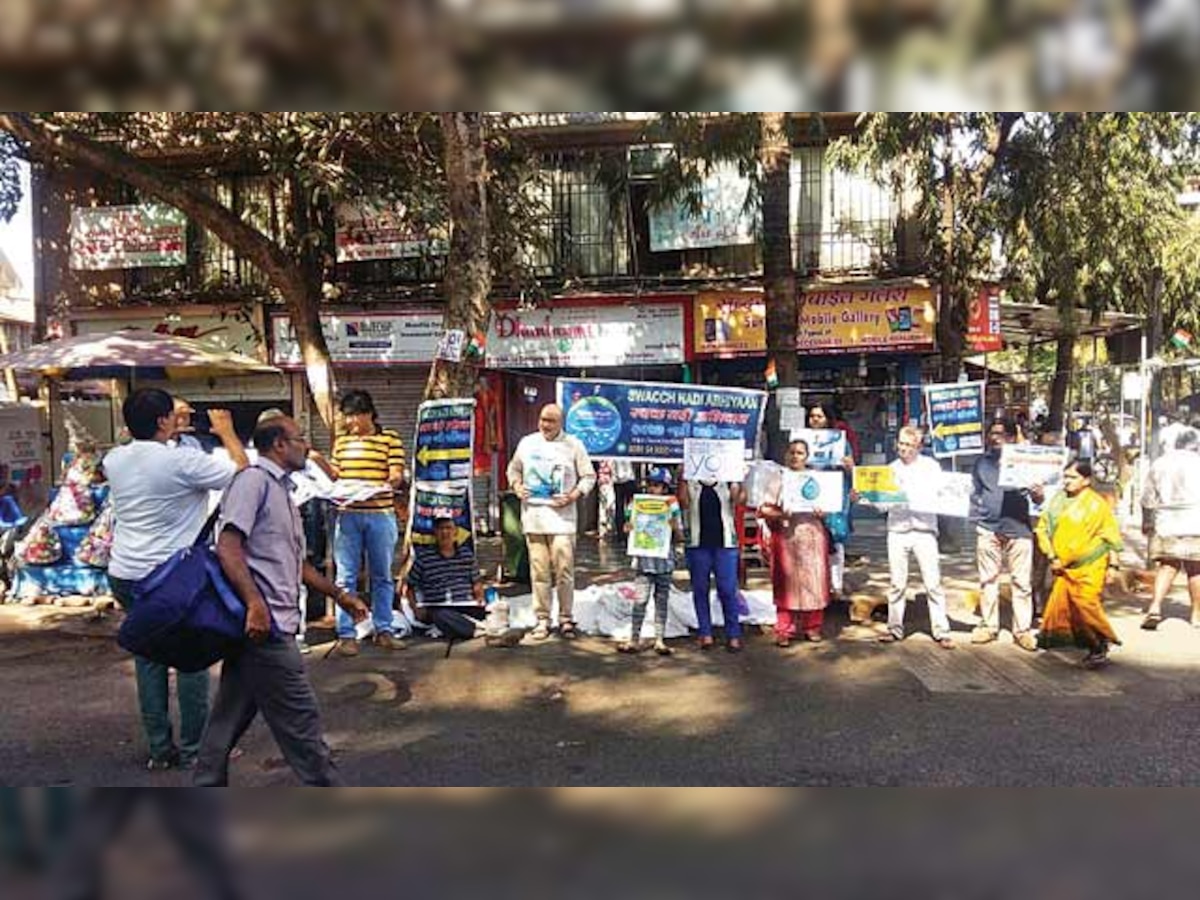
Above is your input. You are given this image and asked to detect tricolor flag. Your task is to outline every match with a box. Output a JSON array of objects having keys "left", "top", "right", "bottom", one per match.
[{"left": 1171, "top": 328, "right": 1193, "bottom": 351}]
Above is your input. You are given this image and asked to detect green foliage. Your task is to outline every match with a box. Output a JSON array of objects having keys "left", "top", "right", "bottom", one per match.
[{"left": 0, "top": 131, "right": 22, "bottom": 223}]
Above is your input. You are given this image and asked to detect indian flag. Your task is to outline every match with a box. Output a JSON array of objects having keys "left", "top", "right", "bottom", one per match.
[{"left": 1171, "top": 328, "right": 1193, "bottom": 350}]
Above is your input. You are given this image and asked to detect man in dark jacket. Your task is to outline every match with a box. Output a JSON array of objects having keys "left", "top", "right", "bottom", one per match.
[{"left": 970, "top": 419, "right": 1039, "bottom": 651}]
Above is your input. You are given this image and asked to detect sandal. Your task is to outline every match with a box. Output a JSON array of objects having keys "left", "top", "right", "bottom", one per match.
[
  {"left": 558, "top": 621, "right": 579, "bottom": 640},
  {"left": 726, "top": 638, "right": 744, "bottom": 653},
  {"left": 1141, "top": 614, "right": 1162, "bottom": 631},
  {"left": 804, "top": 631, "right": 824, "bottom": 643},
  {"left": 616, "top": 641, "right": 641, "bottom": 654},
  {"left": 654, "top": 641, "right": 674, "bottom": 657},
  {"left": 697, "top": 636, "right": 715, "bottom": 651},
  {"left": 877, "top": 632, "right": 900, "bottom": 644},
  {"left": 529, "top": 621, "right": 551, "bottom": 641},
  {"left": 775, "top": 636, "right": 792, "bottom": 648}
]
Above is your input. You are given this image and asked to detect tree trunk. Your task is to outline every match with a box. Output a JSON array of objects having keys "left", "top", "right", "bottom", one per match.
[
  {"left": 760, "top": 113, "right": 797, "bottom": 462},
  {"left": 0, "top": 112, "right": 340, "bottom": 429},
  {"left": 1047, "top": 330, "right": 1076, "bottom": 434},
  {"left": 427, "top": 112, "right": 491, "bottom": 401},
  {"left": 936, "top": 124, "right": 965, "bottom": 382}
]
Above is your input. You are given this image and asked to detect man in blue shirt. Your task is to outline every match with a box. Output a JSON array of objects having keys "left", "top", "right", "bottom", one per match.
[{"left": 970, "top": 419, "right": 1039, "bottom": 651}]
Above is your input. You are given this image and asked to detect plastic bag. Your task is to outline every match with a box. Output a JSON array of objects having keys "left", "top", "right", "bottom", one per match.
[
  {"left": 16, "top": 514, "right": 63, "bottom": 565},
  {"left": 46, "top": 482, "right": 96, "bottom": 526},
  {"left": 744, "top": 460, "right": 784, "bottom": 509},
  {"left": 75, "top": 503, "right": 115, "bottom": 568}
]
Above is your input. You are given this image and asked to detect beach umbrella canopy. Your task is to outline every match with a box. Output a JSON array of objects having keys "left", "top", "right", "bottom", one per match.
[{"left": 0, "top": 328, "right": 280, "bottom": 380}]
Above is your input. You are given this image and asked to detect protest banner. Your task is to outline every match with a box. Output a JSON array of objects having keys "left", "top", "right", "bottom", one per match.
[
  {"left": 409, "top": 398, "right": 476, "bottom": 551},
  {"left": 412, "top": 398, "right": 475, "bottom": 483},
  {"left": 780, "top": 470, "right": 845, "bottom": 514},
  {"left": 410, "top": 481, "right": 473, "bottom": 547},
  {"left": 556, "top": 377, "right": 767, "bottom": 463},
  {"left": 627, "top": 494, "right": 676, "bottom": 559},
  {"left": 998, "top": 443, "right": 1069, "bottom": 490},
  {"left": 852, "top": 465, "right": 906, "bottom": 506},
  {"left": 682, "top": 438, "right": 746, "bottom": 482},
  {"left": 924, "top": 381, "right": 985, "bottom": 458},
  {"left": 788, "top": 428, "right": 848, "bottom": 469}
]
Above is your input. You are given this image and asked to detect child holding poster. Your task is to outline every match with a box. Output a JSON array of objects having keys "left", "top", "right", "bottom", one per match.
[{"left": 619, "top": 467, "right": 683, "bottom": 656}]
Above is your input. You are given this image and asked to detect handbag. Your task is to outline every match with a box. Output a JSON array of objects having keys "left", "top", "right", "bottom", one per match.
[{"left": 117, "top": 509, "right": 256, "bottom": 672}]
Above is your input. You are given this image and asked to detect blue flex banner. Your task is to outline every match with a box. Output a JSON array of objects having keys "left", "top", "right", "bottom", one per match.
[
  {"left": 409, "top": 398, "right": 476, "bottom": 548},
  {"left": 556, "top": 377, "right": 767, "bottom": 463}
]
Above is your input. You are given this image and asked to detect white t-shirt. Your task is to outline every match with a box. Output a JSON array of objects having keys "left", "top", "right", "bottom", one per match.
[{"left": 104, "top": 440, "right": 238, "bottom": 580}]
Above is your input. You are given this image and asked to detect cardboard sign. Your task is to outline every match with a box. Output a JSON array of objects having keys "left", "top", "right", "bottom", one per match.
[
  {"left": 852, "top": 465, "right": 906, "bottom": 506},
  {"left": 435, "top": 328, "right": 465, "bottom": 362},
  {"left": 522, "top": 442, "right": 575, "bottom": 505},
  {"left": 627, "top": 494, "right": 676, "bottom": 559},
  {"left": 682, "top": 438, "right": 746, "bottom": 483},
  {"left": 780, "top": 469, "right": 845, "bottom": 514},
  {"left": 789, "top": 428, "right": 848, "bottom": 469},
  {"left": 998, "top": 444, "right": 1068, "bottom": 491}
]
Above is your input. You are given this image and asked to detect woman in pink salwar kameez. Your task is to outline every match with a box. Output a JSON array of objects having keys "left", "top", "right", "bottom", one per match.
[{"left": 759, "top": 439, "right": 831, "bottom": 647}]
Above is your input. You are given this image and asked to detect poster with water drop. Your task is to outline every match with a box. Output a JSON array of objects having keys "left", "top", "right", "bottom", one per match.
[{"left": 779, "top": 470, "right": 845, "bottom": 514}]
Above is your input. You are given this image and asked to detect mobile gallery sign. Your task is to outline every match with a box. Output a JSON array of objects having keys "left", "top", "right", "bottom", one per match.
[{"left": 556, "top": 377, "right": 767, "bottom": 463}]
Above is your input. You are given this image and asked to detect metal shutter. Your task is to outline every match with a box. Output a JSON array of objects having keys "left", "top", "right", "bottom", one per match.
[{"left": 335, "top": 368, "right": 428, "bottom": 471}]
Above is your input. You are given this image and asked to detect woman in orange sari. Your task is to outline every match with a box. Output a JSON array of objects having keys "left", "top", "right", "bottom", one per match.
[
  {"left": 1036, "top": 459, "right": 1123, "bottom": 668},
  {"left": 760, "top": 439, "right": 831, "bottom": 647}
]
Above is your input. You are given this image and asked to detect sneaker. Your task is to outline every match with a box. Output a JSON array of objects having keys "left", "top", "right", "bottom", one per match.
[
  {"left": 335, "top": 639, "right": 360, "bottom": 658},
  {"left": 296, "top": 636, "right": 312, "bottom": 655},
  {"left": 1013, "top": 632, "right": 1039, "bottom": 652},
  {"left": 146, "top": 750, "right": 179, "bottom": 771},
  {"left": 530, "top": 621, "right": 551, "bottom": 641},
  {"left": 374, "top": 632, "right": 404, "bottom": 651},
  {"left": 971, "top": 626, "right": 998, "bottom": 644}
]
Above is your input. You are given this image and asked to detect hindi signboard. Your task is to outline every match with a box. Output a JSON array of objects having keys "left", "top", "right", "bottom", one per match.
[
  {"left": 69, "top": 204, "right": 187, "bottom": 270},
  {"left": 488, "top": 302, "right": 685, "bottom": 368},
  {"left": 557, "top": 378, "right": 767, "bottom": 463}
]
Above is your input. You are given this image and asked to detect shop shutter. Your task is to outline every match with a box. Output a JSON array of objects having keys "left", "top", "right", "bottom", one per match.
[{"left": 332, "top": 368, "right": 428, "bottom": 473}]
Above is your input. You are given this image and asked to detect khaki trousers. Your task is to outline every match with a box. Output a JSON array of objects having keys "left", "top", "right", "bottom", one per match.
[
  {"left": 527, "top": 533, "right": 576, "bottom": 624},
  {"left": 975, "top": 527, "right": 1034, "bottom": 635}
]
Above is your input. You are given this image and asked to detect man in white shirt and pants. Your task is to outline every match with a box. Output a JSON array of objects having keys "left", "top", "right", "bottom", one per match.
[
  {"left": 856, "top": 425, "right": 955, "bottom": 648},
  {"left": 507, "top": 404, "right": 596, "bottom": 641},
  {"left": 103, "top": 388, "right": 248, "bottom": 770}
]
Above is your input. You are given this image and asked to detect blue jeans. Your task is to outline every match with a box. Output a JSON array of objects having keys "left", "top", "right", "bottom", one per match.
[
  {"left": 686, "top": 546, "right": 741, "bottom": 640},
  {"left": 109, "top": 577, "right": 210, "bottom": 764},
  {"left": 334, "top": 510, "right": 399, "bottom": 639}
]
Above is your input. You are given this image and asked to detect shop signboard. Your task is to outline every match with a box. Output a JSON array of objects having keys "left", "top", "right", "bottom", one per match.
[
  {"left": 74, "top": 310, "right": 264, "bottom": 359},
  {"left": 69, "top": 203, "right": 187, "bottom": 270},
  {"left": 799, "top": 283, "right": 937, "bottom": 353},
  {"left": 923, "top": 381, "right": 986, "bottom": 458},
  {"left": 487, "top": 302, "right": 685, "bottom": 368},
  {"left": 556, "top": 377, "right": 767, "bottom": 463},
  {"left": 648, "top": 163, "right": 757, "bottom": 251},
  {"left": 693, "top": 292, "right": 766, "bottom": 356},
  {"left": 967, "top": 286, "right": 1003, "bottom": 352},
  {"left": 334, "top": 198, "right": 447, "bottom": 263},
  {"left": 693, "top": 284, "right": 938, "bottom": 356},
  {"left": 270, "top": 311, "right": 443, "bottom": 366}
]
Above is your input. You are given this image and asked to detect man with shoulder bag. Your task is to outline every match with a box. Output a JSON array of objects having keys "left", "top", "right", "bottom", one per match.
[
  {"left": 103, "top": 389, "right": 248, "bottom": 771},
  {"left": 193, "top": 415, "right": 369, "bottom": 787}
]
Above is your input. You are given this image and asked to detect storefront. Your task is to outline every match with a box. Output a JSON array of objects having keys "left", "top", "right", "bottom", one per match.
[
  {"left": 71, "top": 304, "right": 288, "bottom": 442},
  {"left": 485, "top": 294, "right": 691, "bottom": 531},
  {"left": 269, "top": 308, "right": 442, "bottom": 456},
  {"left": 691, "top": 280, "right": 938, "bottom": 464}
]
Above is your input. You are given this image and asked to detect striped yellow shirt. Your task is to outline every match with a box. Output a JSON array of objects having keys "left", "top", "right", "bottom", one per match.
[{"left": 332, "top": 428, "right": 406, "bottom": 512}]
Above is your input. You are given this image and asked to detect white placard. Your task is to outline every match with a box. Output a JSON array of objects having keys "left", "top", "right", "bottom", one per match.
[
  {"left": 998, "top": 444, "right": 1069, "bottom": 490},
  {"left": 789, "top": 428, "right": 849, "bottom": 469},
  {"left": 435, "top": 328, "right": 465, "bottom": 362},
  {"left": 907, "top": 472, "right": 973, "bottom": 518},
  {"left": 683, "top": 438, "right": 746, "bottom": 483},
  {"left": 523, "top": 442, "right": 576, "bottom": 505},
  {"left": 780, "top": 469, "right": 845, "bottom": 513}
]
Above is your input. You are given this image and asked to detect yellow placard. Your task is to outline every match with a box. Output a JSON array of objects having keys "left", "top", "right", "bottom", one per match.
[
  {"left": 852, "top": 465, "right": 907, "bottom": 505},
  {"left": 693, "top": 292, "right": 766, "bottom": 355}
]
